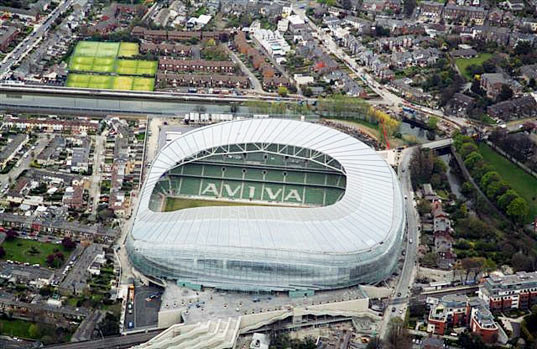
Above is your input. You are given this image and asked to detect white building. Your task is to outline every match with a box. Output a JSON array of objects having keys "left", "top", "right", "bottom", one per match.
[{"left": 252, "top": 29, "right": 291, "bottom": 60}]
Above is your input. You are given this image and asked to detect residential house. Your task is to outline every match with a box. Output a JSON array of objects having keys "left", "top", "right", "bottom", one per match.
[
  {"left": 158, "top": 58, "right": 235, "bottom": 73},
  {"left": 480, "top": 73, "right": 522, "bottom": 99},
  {"left": 0, "top": 26, "right": 19, "bottom": 52},
  {"left": 156, "top": 72, "right": 249, "bottom": 88},
  {"left": 442, "top": 4, "right": 487, "bottom": 24},
  {"left": 445, "top": 93, "right": 475, "bottom": 117},
  {"left": 419, "top": 2, "right": 445, "bottom": 22},
  {"left": 487, "top": 95, "right": 537, "bottom": 120},
  {"left": 520, "top": 64, "right": 537, "bottom": 83}
]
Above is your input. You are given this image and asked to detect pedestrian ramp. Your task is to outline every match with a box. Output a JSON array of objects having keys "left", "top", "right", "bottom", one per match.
[{"left": 133, "top": 317, "right": 240, "bottom": 349}]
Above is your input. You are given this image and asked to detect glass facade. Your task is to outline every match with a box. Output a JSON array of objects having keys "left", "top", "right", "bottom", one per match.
[{"left": 127, "top": 119, "right": 406, "bottom": 292}]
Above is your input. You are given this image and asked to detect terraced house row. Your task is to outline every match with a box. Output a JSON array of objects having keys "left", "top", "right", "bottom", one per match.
[
  {"left": 158, "top": 58, "right": 236, "bottom": 73},
  {"left": 156, "top": 72, "right": 249, "bottom": 88},
  {"left": 132, "top": 26, "right": 230, "bottom": 43}
]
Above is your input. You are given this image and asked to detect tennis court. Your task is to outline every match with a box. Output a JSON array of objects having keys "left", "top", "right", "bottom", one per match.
[{"left": 119, "top": 42, "right": 140, "bottom": 57}]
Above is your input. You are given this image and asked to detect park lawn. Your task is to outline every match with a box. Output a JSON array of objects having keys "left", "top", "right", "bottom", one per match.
[
  {"left": 164, "top": 197, "right": 271, "bottom": 211},
  {"left": 0, "top": 238, "right": 72, "bottom": 266},
  {"left": 455, "top": 53, "right": 493, "bottom": 81},
  {"left": 478, "top": 143, "right": 537, "bottom": 222},
  {"left": 0, "top": 318, "right": 39, "bottom": 339},
  {"left": 118, "top": 42, "right": 139, "bottom": 57},
  {"left": 112, "top": 76, "right": 134, "bottom": 90}
]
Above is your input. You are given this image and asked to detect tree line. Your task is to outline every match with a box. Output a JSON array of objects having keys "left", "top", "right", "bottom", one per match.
[{"left": 454, "top": 134, "right": 529, "bottom": 224}]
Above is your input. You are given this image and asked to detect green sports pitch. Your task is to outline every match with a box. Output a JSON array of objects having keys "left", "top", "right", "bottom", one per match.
[
  {"left": 66, "top": 74, "right": 155, "bottom": 91},
  {"left": 68, "top": 41, "right": 154, "bottom": 75},
  {"left": 116, "top": 59, "right": 158, "bottom": 76}
]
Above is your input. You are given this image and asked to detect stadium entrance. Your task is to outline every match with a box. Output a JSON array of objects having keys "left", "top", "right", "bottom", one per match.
[{"left": 149, "top": 143, "right": 346, "bottom": 212}]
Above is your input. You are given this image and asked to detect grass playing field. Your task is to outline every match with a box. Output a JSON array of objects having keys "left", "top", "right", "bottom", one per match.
[
  {"left": 119, "top": 42, "right": 139, "bottom": 57},
  {"left": 117, "top": 59, "right": 158, "bottom": 76},
  {"left": 1, "top": 238, "right": 72, "bottom": 267},
  {"left": 164, "top": 197, "right": 273, "bottom": 212},
  {"left": 67, "top": 41, "right": 156, "bottom": 91},
  {"left": 112, "top": 76, "right": 134, "bottom": 90},
  {"left": 478, "top": 143, "right": 537, "bottom": 222},
  {"left": 73, "top": 41, "right": 119, "bottom": 58},
  {"left": 66, "top": 74, "right": 155, "bottom": 91}
]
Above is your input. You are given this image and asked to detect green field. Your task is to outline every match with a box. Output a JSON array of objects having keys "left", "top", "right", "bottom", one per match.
[
  {"left": 119, "top": 42, "right": 139, "bottom": 57},
  {"left": 164, "top": 197, "right": 272, "bottom": 212},
  {"left": 73, "top": 41, "right": 120, "bottom": 58},
  {"left": 66, "top": 74, "right": 155, "bottom": 91},
  {"left": 132, "top": 77, "right": 155, "bottom": 91},
  {"left": 455, "top": 53, "right": 493, "bottom": 81},
  {"left": 0, "top": 319, "right": 40, "bottom": 339},
  {"left": 117, "top": 59, "right": 158, "bottom": 76},
  {"left": 0, "top": 238, "right": 72, "bottom": 266},
  {"left": 67, "top": 41, "right": 156, "bottom": 91},
  {"left": 478, "top": 143, "right": 537, "bottom": 222}
]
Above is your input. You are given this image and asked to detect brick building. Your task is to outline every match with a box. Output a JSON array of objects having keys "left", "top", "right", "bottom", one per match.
[
  {"left": 158, "top": 58, "right": 236, "bottom": 73},
  {"left": 428, "top": 295, "right": 499, "bottom": 344},
  {"left": 480, "top": 271, "right": 537, "bottom": 312},
  {"left": 0, "top": 26, "right": 19, "bottom": 52}
]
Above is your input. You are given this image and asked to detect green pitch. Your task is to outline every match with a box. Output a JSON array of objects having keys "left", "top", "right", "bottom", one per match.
[
  {"left": 113, "top": 76, "right": 134, "bottom": 90},
  {"left": 67, "top": 40, "right": 156, "bottom": 91},
  {"left": 132, "top": 77, "right": 155, "bottom": 91},
  {"left": 67, "top": 74, "right": 154, "bottom": 91},
  {"left": 119, "top": 42, "right": 139, "bottom": 57},
  {"left": 117, "top": 59, "right": 158, "bottom": 76}
]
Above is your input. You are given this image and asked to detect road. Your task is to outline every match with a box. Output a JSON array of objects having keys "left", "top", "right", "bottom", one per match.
[
  {"left": 47, "top": 330, "right": 163, "bottom": 349},
  {"left": 89, "top": 135, "right": 105, "bottom": 214},
  {"left": 0, "top": 0, "right": 75, "bottom": 80},
  {"left": 0, "top": 134, "right": 49, "bottom": 191},
  {"left": 226, "top": 47, "right": 264, "bottom": 93},
  {"left": 379, "top": 146, "right": 421, "bottom": 338}
]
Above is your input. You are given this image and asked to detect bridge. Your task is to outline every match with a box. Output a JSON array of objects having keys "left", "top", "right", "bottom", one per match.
[{"left": 421, "top": 138, "right": 453, "bottom": 150}]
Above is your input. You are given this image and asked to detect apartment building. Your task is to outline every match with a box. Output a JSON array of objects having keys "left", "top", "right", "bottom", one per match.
[{"left": 480, "top": 271, "right": 537, "bottom": 312}]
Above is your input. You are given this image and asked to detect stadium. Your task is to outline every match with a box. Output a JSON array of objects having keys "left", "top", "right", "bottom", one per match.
[{"left": 126, "top": 118, "right": 406, "bottom": 291}]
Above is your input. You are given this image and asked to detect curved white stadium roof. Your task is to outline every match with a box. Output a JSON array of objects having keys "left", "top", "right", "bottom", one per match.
[{"left": 131, "top": 118, "right": 404, "bottom": 255}]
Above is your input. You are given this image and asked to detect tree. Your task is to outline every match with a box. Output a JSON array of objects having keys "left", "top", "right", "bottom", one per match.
[
  {"left": 61, "top": 237, "right": 76, "bottom": 251},
  {"left": 506, "top": 197, "right": 529, "bottom": 223},
  {"left": 0, "top": 246, "right": 5, "bottom": 258},
  {"left": 497, "top": 189, "right": 519, "bottom": 210},
  {"left": 385, "top": 318, "right": 411, "bottom": 349},
  {"left": 463, "top": 152, "right": 483, "bottom": 170},
  {"left": 277, "top": 86, "right": 288, "bottom": 97},
  {"left": 529, "top": 78, "right": 536, "bottom": 89},
  {"left": 403, "top": 0, "right": 417, "bottom": 17},
  {"left": 5, "top": 229, "right": 18, "bottom": 241},
  {"left": 28, "top": 323, "right": 41, "bottom": 338},
  {"left": 497, "top": 84, "right": 513, "bottom": 102},
  {"left": 427, "top": 116, "right": 439, "bottom": 130},
  {"left": 460, "top": 142, "right": 478, "bottom": 159},
  {"left": 512, "top": 252, "right": 533, "bottom": 272},
  {"left": 422, "top": 252, "right": 439, "bottom": 267},
  {"left": 303, "top": 87, "right": 313, "bottom": 97},
  {"left": 480, "top": 171, "right": 501, "bottom": 189}
]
